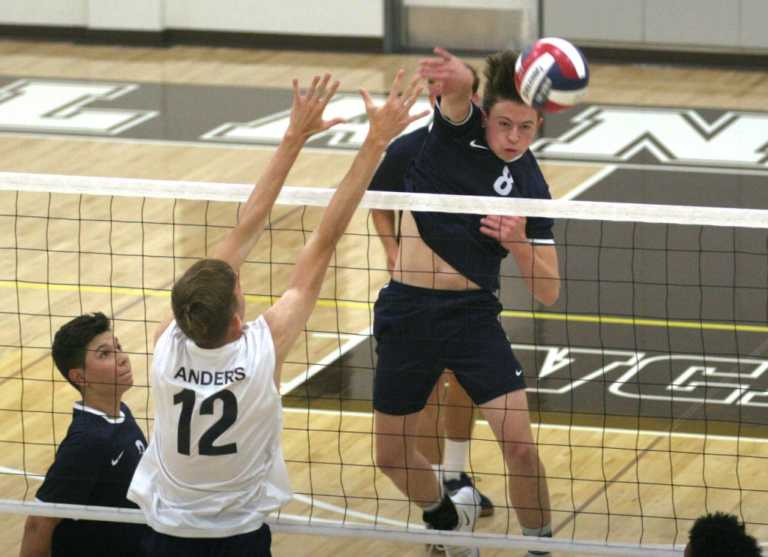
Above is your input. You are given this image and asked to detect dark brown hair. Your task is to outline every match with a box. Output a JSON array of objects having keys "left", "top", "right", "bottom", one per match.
[
  {"left": 171, "top": 258, "right": 238, "bottom": 348},
  {"left": 52, "top": 312, "right": 111, "bottom": 392},
  {"left": 481, "top": 50, "right": 526, "bottom": 115}
]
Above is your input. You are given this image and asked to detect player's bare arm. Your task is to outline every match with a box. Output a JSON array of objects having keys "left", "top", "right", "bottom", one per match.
[
  {"left": 265, "top": 71, "right": 428, "bottom": 381},
  {"left": 479, "top": 214, "right": 560, "bottom": 305},
  {"left": 418, "top": 47, "right": 474, "bottom": 123},
  {"left": 19, "top": 515, "right": 60, "bottom": 557},
  {"left": 153, "top": 74, "right": 344, "bottom": 344}
]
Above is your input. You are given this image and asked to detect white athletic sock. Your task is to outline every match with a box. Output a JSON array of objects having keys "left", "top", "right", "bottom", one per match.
[
  {"left": 442, "top": 439, "right": 469, "bottom": 481},
  {"left": 522, "top": 524, "right": 552, "bottom": 537},
  {"left": 523, "top": 524, "right": 553, "bottom": 556}
]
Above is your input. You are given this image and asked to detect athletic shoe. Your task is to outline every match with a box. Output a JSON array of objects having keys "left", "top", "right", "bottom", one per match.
[
  {"left": 444, "top": 486, "right": 481, "bottom": 557},
  {"left": 443, "top": 473, "right": 494, "bottom": 517}
]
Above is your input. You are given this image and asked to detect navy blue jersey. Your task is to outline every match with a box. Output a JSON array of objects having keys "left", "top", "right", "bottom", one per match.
[
  {"left": 406, "top": 101, "right": 554, "bottom": 291},
  {"left": 36, "top": 403, "right": 149, "bottom": 557},
  {"left": 369, "top": 126, "right": 430, "bottom": 193}
]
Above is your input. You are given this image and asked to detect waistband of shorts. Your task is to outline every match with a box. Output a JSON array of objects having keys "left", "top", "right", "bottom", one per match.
[{"left": 385, "top": 280, "right": 496, "bottom": 300}]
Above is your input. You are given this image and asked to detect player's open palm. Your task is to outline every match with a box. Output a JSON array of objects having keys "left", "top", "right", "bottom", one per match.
[
  {"left": 288, "top": 73, "right": 345, "bottom": 139},
  {"left": 361, "top": 70, "right": 428, "bottom": 144}
]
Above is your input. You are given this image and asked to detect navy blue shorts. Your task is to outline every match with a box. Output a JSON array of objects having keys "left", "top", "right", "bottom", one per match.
[
  {"left": 373, "top": 281, "right": 526, "bottom": 415},
  {"left": 141, "top": 524, "right": 271, "bottom": 557}
]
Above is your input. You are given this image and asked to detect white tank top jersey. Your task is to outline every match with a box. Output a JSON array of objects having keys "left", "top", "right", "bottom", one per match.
[{"left": 128, "top": 316, "right": 292, "bottom": 538}]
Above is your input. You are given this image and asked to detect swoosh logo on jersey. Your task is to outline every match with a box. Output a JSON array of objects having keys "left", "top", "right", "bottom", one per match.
[
  {"left": 515, "top": 369, "right": 523, "bottom": 376},
  {"left": 469, "top": 139, "right": 488, "bottom": 150},
  {"left": 111, "top": 450, "right": 125, "bottom": 466}
]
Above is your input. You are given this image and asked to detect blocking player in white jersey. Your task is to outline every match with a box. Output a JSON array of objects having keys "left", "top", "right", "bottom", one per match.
[{"left": 127, "top": 72, "right": 426, "bottom": 556}]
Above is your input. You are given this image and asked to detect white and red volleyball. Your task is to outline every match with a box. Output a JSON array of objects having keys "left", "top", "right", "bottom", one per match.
[{"left": 514, "top": 37, "right": 589, "bottom": 113}]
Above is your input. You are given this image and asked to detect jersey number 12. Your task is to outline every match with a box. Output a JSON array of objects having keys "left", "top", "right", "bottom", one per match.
[{"left": 174, "top": 388, "right": 238, "bottom": 455}]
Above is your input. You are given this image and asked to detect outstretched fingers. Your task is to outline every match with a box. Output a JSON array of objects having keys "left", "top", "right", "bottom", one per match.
[
  {"left": 385, "top": 69, "right": 406, "bottom": 104},
  {"left": 288, "top": 73, "right": 346, "bottom": 137},
  {"left": 400, "top": 73, "right": 424, "bottom": 108},
  {"left": 359, "top": 87, "right": 374, "bottom": 113}
]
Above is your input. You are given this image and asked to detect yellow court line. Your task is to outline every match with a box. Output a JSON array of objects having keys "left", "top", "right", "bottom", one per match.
[{"left": 4, "top": 280, "right": 767, "bottom": 334}]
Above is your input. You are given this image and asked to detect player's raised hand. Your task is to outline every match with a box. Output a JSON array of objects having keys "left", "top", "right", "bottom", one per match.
[
  {"left": 480, "top": 215, "right": 528, "bottom": 250},
  {"left": 360, "top": 70, "right": 429, "bottom": 144},
  {"left": 287, "top": 74, "right": 345, "bottom": 139},
  {"left": 418, "top": 47, "right": 474, "bottom": 96}
]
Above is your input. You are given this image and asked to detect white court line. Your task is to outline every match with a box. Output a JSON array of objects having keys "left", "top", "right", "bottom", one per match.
[
  {"left": 279, "top": 327, "right": 372, "bottom": 396},
  {"left": 291, "top": 493, "right": 417, "bottom": 529},
  {"left": 282, "top": 407, "right": 768, "bottom": 444},
  {"left": 310, "top": 332, "right": 359, "bottom": 339},
  {"left": 560, "top": 164, "right": 617, "bottom": 200},
  {"left": 0, "top": 466, "right": 44, "bottom": 480}
]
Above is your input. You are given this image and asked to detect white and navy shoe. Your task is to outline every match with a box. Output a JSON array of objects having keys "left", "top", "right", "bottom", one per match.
[
  {"left": 444, "top": 486, "right": 481, "bottom": 557},
  {"left": 443, "top": 473, "right": 494, "bottom": 517}
]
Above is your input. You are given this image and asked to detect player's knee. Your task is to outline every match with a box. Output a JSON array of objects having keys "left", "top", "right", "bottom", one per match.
[{"left": 503, "top": 439, "right": 539, "bottom": 467}]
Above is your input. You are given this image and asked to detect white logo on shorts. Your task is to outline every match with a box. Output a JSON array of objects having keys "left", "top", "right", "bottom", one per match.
[{"left": 515, "top": 369, "right": 523, "bottom": 376}]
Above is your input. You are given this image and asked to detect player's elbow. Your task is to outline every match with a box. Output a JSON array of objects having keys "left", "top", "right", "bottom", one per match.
[{"left": 535, "top": 280, "right": 560, "bottom": 306}]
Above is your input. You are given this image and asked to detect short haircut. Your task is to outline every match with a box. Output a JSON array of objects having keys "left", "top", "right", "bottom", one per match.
[
  {"left": 52, "top": 312, "right": 111, "bottom": 392},
  {"left": 687, "top": 512, "right": 761, "bottom": 557},
  {"left": 171, "top": 258, "right": 238, "bottom": 348},
  {"left": 481, "top": 50, "right": 527, "bottom": 115}
]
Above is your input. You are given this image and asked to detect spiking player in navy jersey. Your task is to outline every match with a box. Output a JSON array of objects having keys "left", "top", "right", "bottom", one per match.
[
  {"left": 372, "top": 48, "right": 560, "bottom": 557},
  {"left": 369, "top": 70, "right": 497, "bottom": 523},
  {"left": 20, "top": 312, "right": 149, "bottom": 557}
]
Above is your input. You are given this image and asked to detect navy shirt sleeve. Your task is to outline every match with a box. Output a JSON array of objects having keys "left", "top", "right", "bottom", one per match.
[
  {"left": 36, "top": 429, "right": 106, "bottom": 505},
  {"left": 522, "top": 154, "right": 555, "bottom": 242}
]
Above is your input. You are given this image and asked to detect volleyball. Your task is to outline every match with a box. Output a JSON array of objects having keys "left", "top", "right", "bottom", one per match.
[{"left": 514, "top": 37, "right": 589, "bottom": 113}]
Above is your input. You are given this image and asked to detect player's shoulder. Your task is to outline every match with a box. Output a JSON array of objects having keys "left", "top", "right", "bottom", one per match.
[
  {"left": 517, "top": 151, "right": 549, "bottom": 192},
  {"left": 155, "top": 319, "right": 186, "bottom": 352},
  {"left": 60, "top": 413, "right": 111, "bottom": 455},
  {"left": 120, "top": 402, "right": 136, "bottom": 420}
]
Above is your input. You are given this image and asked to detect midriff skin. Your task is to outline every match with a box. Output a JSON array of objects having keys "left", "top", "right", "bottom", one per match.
[{"left": 392, "top": 210, "right": 482, "bottom": 291}]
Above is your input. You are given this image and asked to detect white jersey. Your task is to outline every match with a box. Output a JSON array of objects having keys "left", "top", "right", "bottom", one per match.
[{"left": 128, "top": 317, "right": 291, "bottom": 538}]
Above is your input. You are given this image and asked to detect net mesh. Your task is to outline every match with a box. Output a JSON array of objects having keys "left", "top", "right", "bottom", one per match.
[{"left": 2, "top": 171, "right": 768, "bottom": 556}]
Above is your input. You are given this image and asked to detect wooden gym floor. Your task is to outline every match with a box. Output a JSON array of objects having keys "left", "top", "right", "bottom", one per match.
[{"left": 0, "top": 39, "right": 767, "bottom": 555}]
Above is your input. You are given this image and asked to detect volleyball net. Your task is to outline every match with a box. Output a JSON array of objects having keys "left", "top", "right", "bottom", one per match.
[{"left": 2, "top": 171, "right": 768, "bottom": 555}]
